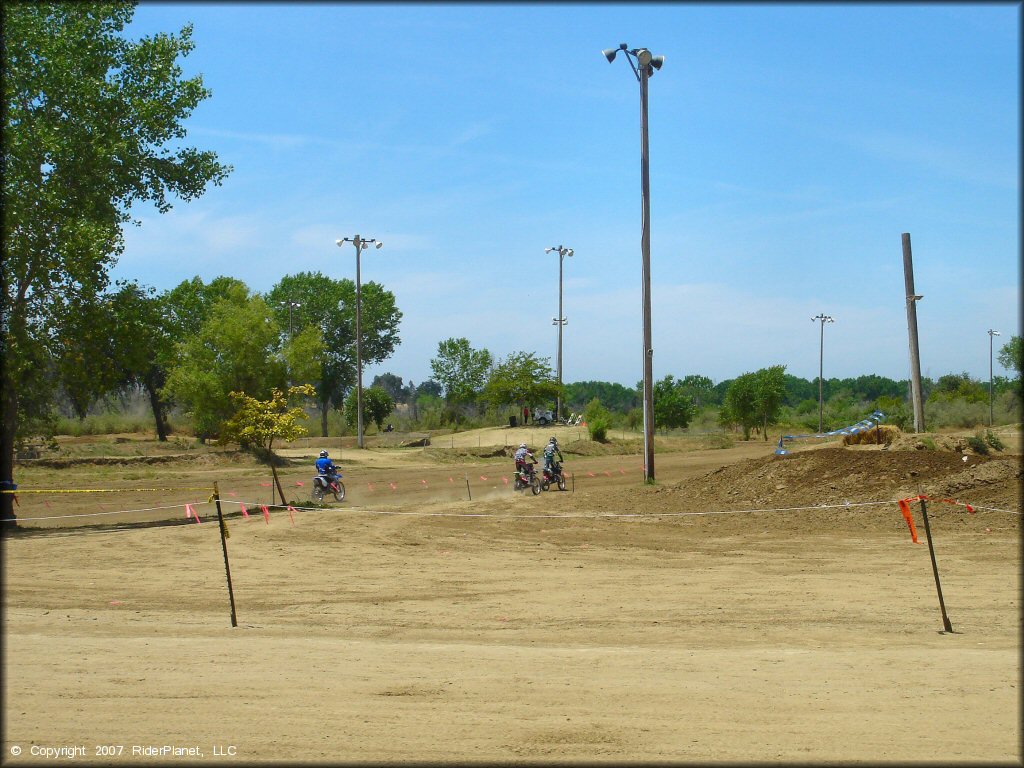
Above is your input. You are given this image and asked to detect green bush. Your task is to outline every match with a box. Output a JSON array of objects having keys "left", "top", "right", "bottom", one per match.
[
  {"left": 588, "top": 416, "right": 610, "bottom": 442},
  {"left": 984, "top": 430, "right": 1006, "bottom": 451},
  {"left": 966, "top": 435, "right": 989, "bottom": 455},
  {"left": 926, "top": 399, "right": 988, "bottom": 429}
]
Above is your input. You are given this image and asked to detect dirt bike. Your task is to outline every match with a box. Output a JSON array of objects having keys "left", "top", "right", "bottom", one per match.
[
  {"left": 513, "top": 462, "right": 541, "bottom": 495},
  {"left": 312, "top": 473, "right": 346, "bottom": 502},
  {"left": 540, "top": 460, "right": 567, "bottom": 492}
]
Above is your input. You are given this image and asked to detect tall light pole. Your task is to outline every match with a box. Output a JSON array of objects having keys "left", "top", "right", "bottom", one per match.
[
  {"left": 336, "top": 234, "right": 383, "bottom": 449},
  {"left": 603, "top": 42, "right": 664, "bottom": 483},
  {"left": 902, "top": 233, "right": 926, "bottom": 434},
  {"left": 281, "top": 300, "right": 301, "bottom": 338},
  {"left": 545, "top": 245, "right": 573, "bottom": 422},
  {"left": 988, "top": 329, "right": 1001, "bottom": 426},
  {"left": 812, "top": 314, "right": 834, "bottom": 433}
]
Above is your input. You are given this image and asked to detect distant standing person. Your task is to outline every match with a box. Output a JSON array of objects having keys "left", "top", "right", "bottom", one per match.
[{"left": 523, "top": 406, "right": 530, "bottom": 425}]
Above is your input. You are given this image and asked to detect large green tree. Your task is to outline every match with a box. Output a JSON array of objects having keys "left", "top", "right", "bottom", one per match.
[
  {"left": 481, "top": 351, "right": 561, "bottom": 415},
  {"left": 264, "top": 272, "right": 401, "bottom": 436},
  {"left": 344, "top": 386, "right": 395, "bottom": 433},
  {"left": 653, "top": 375, "right": 697, "bottom": 430},
  {"left": 429, "top": 337, "right": 493, "bottom": 420},
  {"left": 1, "top": 2, "right": 229, "bottom": 523},
  {"left": 162, "top": 294, "right": 286, "bottom": 441},
  {"left": 719, "top": 365, "right": 787, "bottom": 440},
  {"left": 679, "top": 374, "right": 715, "bottom": 408},
  {"left": 998, "top": 336, "right": 1023, "bottom": 378}
]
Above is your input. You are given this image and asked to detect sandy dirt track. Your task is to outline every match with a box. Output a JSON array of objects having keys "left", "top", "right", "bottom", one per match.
[{"left": 2, "top": 430, "right": 1021, "bottom": 764}]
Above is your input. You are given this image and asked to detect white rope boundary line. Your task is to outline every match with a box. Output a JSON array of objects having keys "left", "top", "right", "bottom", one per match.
[
  {"left": 3, "top": 501, "right": 210, "bottom": 522},
  {"left": 5, "top": 496, "right": 1019, "bottom": 525}
]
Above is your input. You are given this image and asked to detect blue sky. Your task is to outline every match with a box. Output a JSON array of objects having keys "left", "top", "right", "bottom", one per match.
[{"left": 115, "top": 2, "right": 1021, "bottom": 388}]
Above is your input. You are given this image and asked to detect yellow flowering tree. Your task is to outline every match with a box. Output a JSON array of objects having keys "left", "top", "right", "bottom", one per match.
[{"left": 221, "top": 385, "right": 315, "bottom": 503}]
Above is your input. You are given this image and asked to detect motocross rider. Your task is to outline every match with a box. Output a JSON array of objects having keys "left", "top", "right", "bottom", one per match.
[
  {"left": 315, "top": 450, "right": 342, "bottom": 487},
  {"left": 513, "top": 443, "right": 535, "bottom": 479},
  {"left": 542, "top": 436, "right": 564, "bottom": 475}
]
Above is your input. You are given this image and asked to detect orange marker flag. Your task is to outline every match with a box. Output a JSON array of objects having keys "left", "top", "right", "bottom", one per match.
[
  {"left": 261, "top": 505, "right": 270, "bottom": 525},
  {"left": 295, "top": 481, "right": 304, "bottom": 487},
  {"left": 287, "top": 505, "right": 296, "bottom": 526},
  {"left": 480, "top": 475, "right": 488, "bottom": 481},
  {"left": 897, "top": 499, "right": 921, "bottom": 544},
  {"left": 240, "top": 503, "right": 250, "bottom": 520},
  {"left": 389, "top": 482, "right": 397, "bottom": 491},
  {"left": 502, "top": 476, "right": 509, "bottom": 485},
  {"left": 367, "top": 482, "right": 375, "bottom": 491}
]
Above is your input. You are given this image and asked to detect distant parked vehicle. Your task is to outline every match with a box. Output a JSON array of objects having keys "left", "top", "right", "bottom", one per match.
[{"left": 532, "top": 408, "right": 555, "bottom": 426}]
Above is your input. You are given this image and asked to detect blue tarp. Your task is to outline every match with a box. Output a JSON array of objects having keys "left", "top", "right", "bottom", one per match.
[{"left": 775, "top": 411, "right": 886, "bottom": 455}]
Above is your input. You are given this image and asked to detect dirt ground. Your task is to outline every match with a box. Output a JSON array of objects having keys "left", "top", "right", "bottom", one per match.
[{"left": 2, "top": 425, "right": 1021, "bottom": 764}]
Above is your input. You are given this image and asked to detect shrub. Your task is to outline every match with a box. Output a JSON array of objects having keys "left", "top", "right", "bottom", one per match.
[
  {"left": 588, "top": 416, "right": 610, "bottom": 443},
  {"left": 984, "top": 430, "right": 1006, "bottom": 451},
  {"left": 966, "top": 435, "right": 989, "bottom": 455}
]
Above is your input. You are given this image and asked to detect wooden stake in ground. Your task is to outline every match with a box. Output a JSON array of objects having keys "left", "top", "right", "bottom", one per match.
[
  {"left": 271, "top": 464, "right": 287, "bottom": 508},
  {"left": 918, "top": 494, "right": 953, "bottom": 633},
  {"left": 213, "top": 481, "right": 238, "bottom": 628}
]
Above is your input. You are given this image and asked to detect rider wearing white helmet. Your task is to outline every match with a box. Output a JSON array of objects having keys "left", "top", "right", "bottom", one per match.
[{"left": 513, "top": 442, "right": 534, "bottom": 476}]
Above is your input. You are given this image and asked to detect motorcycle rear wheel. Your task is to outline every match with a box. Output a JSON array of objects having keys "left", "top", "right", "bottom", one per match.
[
  {"left": 312, "top": 484, "right": 325, "bottom": 502},
  {"left": 556, "top": 474, "right": 566, "bottom": 491},
  {"left": 530, "top": 476, "right": 541, "bottom": 495}
]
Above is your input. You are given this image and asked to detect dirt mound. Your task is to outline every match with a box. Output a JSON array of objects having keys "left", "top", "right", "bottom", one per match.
[
  {"left": 20, "top": 453, "right": 204, "bottom": 468},
  {"left": 670, "top": 446, "right": 1020, "bottom": 510},
  {"left": 563, "top": 438, "right": 643, "bottom": 456},
  {"left": 425, "top": 445, "right": 511, "bottom": 462}
]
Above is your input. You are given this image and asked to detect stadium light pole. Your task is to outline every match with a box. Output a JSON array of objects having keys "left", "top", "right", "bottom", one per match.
[
  {"left": 812, "top": 314, "right": 834, "bottom": 433},
  {"left": 603, "top": 42, "right": 664, "bottom": 483},
  {"left": 280, "top": 300, "right": 301, "bottom": 338},
  {"left": 545, "top": 245, "right": 573, "bottom": 423},
  {"left": 988, "top": 329, "right": 1001, "bottom": 426},
  {"left": 336, "top": 235, "right": 383, "bottom": 449}
]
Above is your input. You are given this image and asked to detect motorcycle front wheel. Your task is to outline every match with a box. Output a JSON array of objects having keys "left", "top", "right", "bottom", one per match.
[{"left": 331, "top": 482, "right": 346, "bottom": 502}]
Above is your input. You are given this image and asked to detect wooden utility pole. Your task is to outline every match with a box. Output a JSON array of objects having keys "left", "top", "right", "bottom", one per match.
[{"left": 902, "top": 233, "right": 926, "bottom": 433}]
